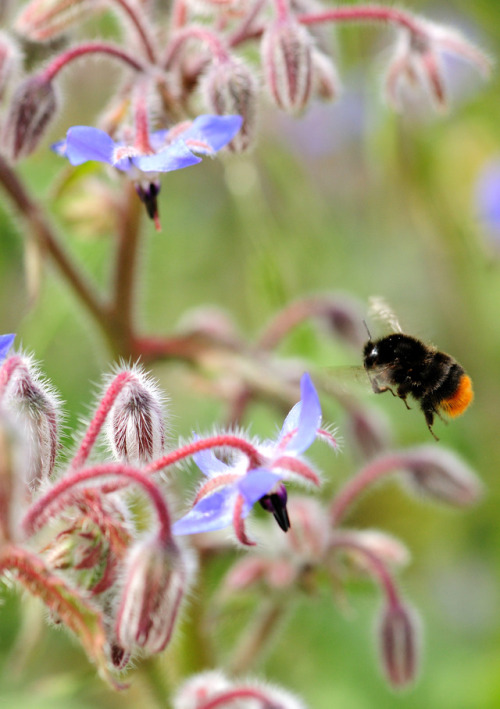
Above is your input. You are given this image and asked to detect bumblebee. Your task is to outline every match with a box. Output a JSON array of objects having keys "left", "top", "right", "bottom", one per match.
[{"left": 363, "top": 332, "right": 473, "bottom": 439}]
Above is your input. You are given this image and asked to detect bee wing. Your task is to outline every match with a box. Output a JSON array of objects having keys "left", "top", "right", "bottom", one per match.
[
  {"left": 314, "top": 365, "right": 372, "bottom": 399},
  {"left": 367, "top": 295, "right": 403, "bottom": 334}
]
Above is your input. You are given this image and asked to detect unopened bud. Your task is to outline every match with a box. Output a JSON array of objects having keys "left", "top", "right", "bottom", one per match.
[
  {"left": 115, "top": 535, "right": 190, "bottom": 654},
  {"left": 311, "top": 49, "right": 341, "bottom": 102},
  {"left": 404, "top": 446, "right": 483, "bottom": 506},
  {"left": 201, "top": 58, "right": 258, "bottom": 152},
  {"left": 378, "top": 601, "right": 420, "bottom": 689},
  {"left": 106, "top": 368, "right": 165, "bottom": 466},
  {"left": 0, "top": 32, "right": 21, "bottom": 100},
  {"left": 286, "top": 497, "right": 329, "bottom": 560},
  {"left": 15, "top": 0, "right": 98, "bottom": 42},
  {"left": 175, "top": 672, "right": 307, "bottom": 709},
  {"left": 0, "top": 408, "right": 29, "bottom": 541},
  {"left": 337, "top": 530, "right": 411, "bottom": 568},
  {"left": 261, "top": 19, "right": 313, "bottom": 114},
  {"left": 2, "top": 355, "right": 60, "bottom": 489},
  {"left": 3, "top": 73, "right": 58, "bottom": 160},
  {"left": 346, "top": 405, "right": 392, "bottom": 460}
]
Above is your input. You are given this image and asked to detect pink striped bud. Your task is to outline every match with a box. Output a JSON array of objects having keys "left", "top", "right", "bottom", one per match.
[
  {"left": 15, "top": 0, "right": 98, "bottom": 42},
  {"left": 404, "top": 446, "right": 483, "bottom": 507},
  {"left": 261, "top": 19, "right": 313, "bottom": 114},
  {"left": 378, "top": 601, "right": 420, "bottom": 689},
  {"left": 106, "top": 368, "right": 166, "bottom": 466},
  {"left": 3, "top": 356, "right": 60, "bottom": 490},
  {"left": 3, "top": 73, "right": 58, "bottom": 160},
  {"left": 201, "top": 58, "right": 258, "bottom": 152},
  {"left": 175, "top": 671, "right": 231, "bottom": 709},
  {"left": 115, "top": 535, "right": 190, "bottom": 654}
]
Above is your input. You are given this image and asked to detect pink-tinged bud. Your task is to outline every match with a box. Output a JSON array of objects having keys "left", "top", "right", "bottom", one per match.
[
  {"left": 311, "top": 49, "right": 341, "bottom": 103},
  {"left": 0, "top": 32, "right": 21, "bottom": 100},
  {"left": 378, "top": 601, "right": 420, "bottom": 689},
  {"left": 15, "top": 0, "right": 98, "bottom": 42},
  {"left": 106, "top": 368, "right": 166, "bottom": 466},
  {"left": 2, "top": 356, "right": 60, "bottom": 490},
  {"left": 404, "top": 446, "right": 483, "bottom": 507},
  {"left": 335, "top": 530, "right": 411, "bottom": 569},
  {"left": 261, "top": 19, "right": 313, "bottom": 115},
  {"left": 175, "top": 672, "right": 307, "bottom": 709},
  {"left": 3, "top": 73, "right": 58, "bottom": 160},
  {"left": 346, "top": 406, "right": 392, "bottom": 460},
  {"left": 223, "top": 557, "right": 269, "bottom": 591},
  {"left": 201, "top": 58, "right": 258, "bottom": 152},
  {"left": 115, "top": 535, "right": 191, "bottom": 654}
]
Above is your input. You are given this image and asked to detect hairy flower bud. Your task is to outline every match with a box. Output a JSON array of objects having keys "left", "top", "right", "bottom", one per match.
[
  {"left": 311, "top": 49, "right": 341, "bottom": 102},
  {"left": 261, "top": 19, "right": 313, "bottom": 114},
  {"left": 0, "top": 408, "right": 29, "bottom": 542},
  {"left": 404, "top": 446, "right": 483, "bottom": 506},
  {"left": 175, "top": 672, "right": 307, "bottom": 709},
  {"left": 115, "top": 535, "right": 190, "bottom": 654},
  {"left": 15, "top": 0, "right": 99, "bottom": 42},
  {"left": 3, "top": 73, "right": 58, "bottom": 160},
  {"left": 2, "top": 355, "right": 60, "bottom": 489},
  {"left": 378, "top": 601, "right": 420, "bottom": 689},
  {"left": 201, "top": 58, "right": 258, "bottom": 152},
  {"left": 106, "top": 368, "right": 166, "bottom": 466}
]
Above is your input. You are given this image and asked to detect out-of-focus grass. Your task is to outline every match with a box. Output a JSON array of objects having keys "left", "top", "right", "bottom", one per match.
[{"left": 1, "top": 1, "right": 500, "bottom": 707}]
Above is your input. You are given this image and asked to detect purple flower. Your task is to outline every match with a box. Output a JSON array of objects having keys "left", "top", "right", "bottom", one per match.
[
  {"left": 52, "top": 114, "right": 242, "bottom": 227},
  {"left": 173, "top": 373, "right": 335, "bottom": 544},
  {"left": 0, "top": 334, "right": 15, "bottom": 361}
]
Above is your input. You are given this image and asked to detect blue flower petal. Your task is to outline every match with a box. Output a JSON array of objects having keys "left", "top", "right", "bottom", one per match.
[
  {"left": 282, "top": 373, "right": 322, "bottom": 455},
  {"left": 0, "top": 334, "right": 15, "bottom": 361},
  {"left": 193, "top": 447, "right": 232, "bottom": 477},
  {"left": 238, "top": 468, "right": 282, "bottom": 506},
  {"left": 172, "top": 487, "right": 239, "bottom": 535},
  {"left": 181, "top": 115, "right": 243, "bottom": 153},
  {"left": 62, "top": 126, "right": 116, "bottom": 166},
  {"left": 131, "top": 141, "right": 201, "bottom": 173}
]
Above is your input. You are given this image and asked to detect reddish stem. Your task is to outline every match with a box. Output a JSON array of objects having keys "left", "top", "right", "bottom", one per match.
[
  {"left": 109, "top": 0, "right": 157, "bottom": 63},
  {"left": 70, "top": 371, "right": 135, "bottom": 471},
  {"left": 42, "top": 42, "right": 145, "bottom": 82},
  {"left": 23, "top": 463, "right": 173, "bottom": 544},
  {"left": 329, "top": 453, "right": 408, "bottom": 526},
  {"left": 144, "top": 434, "right": 262, "bottom": 474},
  {"left": 164, "top": 26, "right": 230, "bottom": 69},
  {"left": 297, "top": 5, "right": 424, "bottom": 36},
  {"left": 330, "top": 534, "right": 400, "bottom": 608}
]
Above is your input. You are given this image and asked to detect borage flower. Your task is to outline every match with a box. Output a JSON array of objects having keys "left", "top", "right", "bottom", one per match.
[
  {"left": 173, "top": 373, "right": 338, "bottom": 546},
  {"left": 52, "top": 114, "right": 243, "bottom": 229}
]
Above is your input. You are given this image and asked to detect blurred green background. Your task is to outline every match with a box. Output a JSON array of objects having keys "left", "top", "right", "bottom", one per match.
[{"left": 1, "top": 0, "right": 500, "bottom": 707}]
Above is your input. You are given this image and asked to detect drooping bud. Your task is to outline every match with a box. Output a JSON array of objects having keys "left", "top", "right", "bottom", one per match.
[
  {"left": 311, "top": 49, "right": 341, "bottom": 103},
  {"left": 200, "top": 58, "right": 258, "bottom": 152},
  {"left": 0, "top": 32, "right": 21, "bottom": 100},
  {"left": 175, "top": 672, "right": 308, "bottom": 709},
  {"left": 115, "top": 534, "right": 190, "bottom": 654},
  {"left": 15, "top": 0, "right": 99, "bottom": 42},
  {"left": 105, "top": 368, "right": 166, "bottom": 466},
  {"left": 404, "top": 446, "right": 483, "bottom": 507},
  {"left": 2, "top": 355, "right": 60, "bottom": 490},
  {"left": 335, "top": 530, "right": 411, "bottom": 569},
  {"left": 261, "top": 19, "right": 313, "bottom": 114},
  {"left": 3, "top": 73, "right": 58, "bottom": 160},
  {"left": 378, "top": 601, "right": 420, "bottom": 689}
]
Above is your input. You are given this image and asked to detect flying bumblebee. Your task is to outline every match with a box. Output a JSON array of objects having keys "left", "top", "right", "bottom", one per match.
[{"left": 362, "top": 298, "right": 473, "bottom": 440}]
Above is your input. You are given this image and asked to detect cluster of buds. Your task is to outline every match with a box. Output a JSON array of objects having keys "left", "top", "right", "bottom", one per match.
[{"left": 0, "top": 0, "right": 488, "bottom": 227}]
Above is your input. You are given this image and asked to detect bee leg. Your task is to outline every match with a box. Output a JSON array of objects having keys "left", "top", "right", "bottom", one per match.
[
  {"left": 424, "top": 409, "right": 439, "bottom": 441},
  {"left": 396, "top": 384, "right": 411, "bottom": 410},
  {"left": 370, "top": 377, "right": 397, "bottom": 397}
]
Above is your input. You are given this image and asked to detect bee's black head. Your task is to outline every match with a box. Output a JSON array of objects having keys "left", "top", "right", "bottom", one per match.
[{"left": 363, "top": 340, "right": 379, "bottom": 369}]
